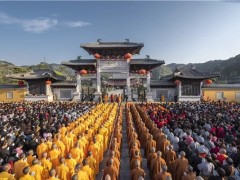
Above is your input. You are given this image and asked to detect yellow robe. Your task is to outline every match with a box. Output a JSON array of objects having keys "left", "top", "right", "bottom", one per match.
[
  {"left": 56, "top": 164, "right": 70, "bottom": 180},
  {"left": 36, "top": 143, "right": 48, "bottom": 158},
  {"left": 48, "top": 149, "right": 60, "bottom": 168},
  {"left": 0, "top": 172, "right": 15, "bottom": 180},
  {"left": 19, "top": 174, "right": 35, "bottom": 180},
  {"left": 40, "top": 158, "right": 52, "bottom": 180},
  {"left": 55, "top": 140, "right": 66, "bottom": 157},
  {"left": 14, "top": 159, "right": 29, "bottom": 179},
  {"left": 70, "top": 147, "right": 84, "bottom": 163},
  {"left": 65, "top": 158, "right": 77, "bottom": 172},
  {"left": 30, "top": 164, "right": 43, "bottom": 180},
  {"left": 82, "top": 165, "right": 94, "bottom": 180},
  {"left": 27, "top": 155, "right": 35, "bottom": 166},
  {"left": 88, "top": 156, "right": 97, "bottom": 175}
]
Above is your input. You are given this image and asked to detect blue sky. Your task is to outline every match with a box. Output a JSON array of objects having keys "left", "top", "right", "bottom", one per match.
[{"left": 0, "top": 1, "right": 240, "bottom": 66}]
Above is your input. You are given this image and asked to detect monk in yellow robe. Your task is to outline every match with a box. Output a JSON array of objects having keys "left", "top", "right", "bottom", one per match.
[
  {"left": 82, "top": 158, "right": 94, "bottom": 180},
  {"left": 62, "top": 131, "right": 74, "bottom": 155},
  {"left": 40, "top": 152, "right": 52, "bottom": 180},
  {"left": 14, "top": 153, "right": 29, "bottom": 179},
  {"left": 65, "top": 153, "right": 77, "bottom": 172},
  {"left": 56, "top": 157, "right": 70, "bottom": 180},
  {"left": 60, "top": 124, "right": 67, "bottom": 137},
  {"left": 70, "top": 142, "right": 85, "bottom": 164},
  {"left": 36, "top": 138, "right": 48, "bottom": 158},
  {"left": 88, "top": 138, "right": 100, "bottom": 168},
  {"left": 71, "top": 163, "right": 88, "bottom": 180},
  {"left": 26, "top": 149, "right": 35, "bottom": 166},
  {"left": 46, "top": 168, "right": 60, "bottom": 180},
  {"left": 48, "top": 144, "right": 61, "bottom": 168},
  {"left": 54, "top": 134, "right": 66, "bottom": 157},
  {"left": 87, "top": 151, "right": 97, "bottom": 175},
  {"left": 30, "top": 159, "right": 43, "bottom": 180},
  {"left": 0, "top": 163, "right": 15, "bottom": 180},
  {"left": 19, "top": 167, "right": 34, "bottom": 180}
]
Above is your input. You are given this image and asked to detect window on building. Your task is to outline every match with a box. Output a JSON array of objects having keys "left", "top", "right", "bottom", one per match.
[
  {"left": 216, "top": 92, "right": 224, "bottom": 100},
  {"left": 236, "top": 92, "right": 240, "bottom": 99},
  {"left": 6, "top": 92, "right": 13, "bottom": 99},
  {"left": 156, "top": 90, "right": 168, "bottom": 99},
  {"left": 60, "top": 90, "right": 72, "bottom": 99},
  {"left": 181, "top": 83, "right": 200, "bottom": 96}
]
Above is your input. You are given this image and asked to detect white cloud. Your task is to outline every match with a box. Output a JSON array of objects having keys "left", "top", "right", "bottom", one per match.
[
  {"left": 65, "top": 21, "right": 91, "bottom": 28},
  {"left": 21, "top": 19, "right": 58, "bottom": 33},
  {"left": 0, "top": 12, "right": 90, "bottom": 33}
]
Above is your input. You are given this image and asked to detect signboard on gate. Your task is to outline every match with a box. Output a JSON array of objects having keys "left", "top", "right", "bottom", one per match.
[{"left": 99, "top": 60, "right": 128, "bottom": 73}]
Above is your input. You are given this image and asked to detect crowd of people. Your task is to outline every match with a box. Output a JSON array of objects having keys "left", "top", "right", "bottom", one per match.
[
  {"left": 127, "top": 101, "right": 240, "bottom": 180},
  {"left": 0, "top": 101, "right": 120, "bottom": 180}
]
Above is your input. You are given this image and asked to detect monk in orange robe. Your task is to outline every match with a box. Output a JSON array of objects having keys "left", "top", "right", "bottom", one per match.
[
  {"left": 130, "top": 160, "right": 145, "bottom": 180},
  {"left": 181, "top": 165, "right": 196, "bottom": 180},
  {"left": 145, "top": 135, "right": 156, "bottom": 157},
  {"left": 172, "top": 151, "right": 189, "bottom": 180},
  {"left": 103, "top": 158, "right": 118, "bottom": 180},
  {"left": 153, "top": 165, "right": 172, "bottom": 180},
  {"left": 150, "top": 151, "right": 166, "bottom": 178},
  {"left": 130, "top": 151, "right": 142, "bottom": 170},
  {"left": 159, "top": 135, "right": 170, "bottom": 158},
  {"left": 164, "top": 145, "right": 177, "bottom": 172},
  {"left": 147, "top": 147, "right": 157, "bottom": 168}
]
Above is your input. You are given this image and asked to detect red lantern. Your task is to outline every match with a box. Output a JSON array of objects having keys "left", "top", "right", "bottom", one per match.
[
  {"left": 205, "top": 79, "right": 212, "bottom": 85},
  {"left": 94, "top": 53, "right": 101, "bottom": 59},
  {"left": 18, "top": 81, "right": 24, "bottom": 86},
  {"left": 46, "top": 80, "right": 52, "bottom": 85},
  {"left": 174, "top": 79, "right": 181, "bottom": 85},
  {"left": 80, "top": 69, "right": 88, "bottom": 75},
  {"left": 124, "top": 53, "right": 132, "bottom": 60},
  {"left": 139, "top": 69, "right": 146, "bottom": 75}
]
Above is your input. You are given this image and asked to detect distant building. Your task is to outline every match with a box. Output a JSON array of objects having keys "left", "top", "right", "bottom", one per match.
[
  {"left": 150, "top": 66, "right": 219, "bottom": 102},
  {"left": 0, "top": 85, "right": 26, "bottom": 102},
  {"left": 202, "top": 84, "right": 240, "bottom": 102}
]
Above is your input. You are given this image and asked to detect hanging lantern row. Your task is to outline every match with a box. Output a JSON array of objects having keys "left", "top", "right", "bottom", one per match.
[
  {"left": 18, "top": 81, "right": 24, "bottom": 86},
  {"left": 174, "top": 79, "right": 181, "bottom": 85},
  {"left": 205, "top": 79, "right": 212, "bottom": 85},
  {"left": 46, "top": 80, "right": 52, "bottom": 85},
  {"left": 93, "top": 53, "right": 132, "bottom": 60}
]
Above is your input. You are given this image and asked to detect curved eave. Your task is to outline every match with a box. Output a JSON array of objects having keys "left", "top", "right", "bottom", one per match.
[
  {"left": 172, "top": 74, "right": 220, "bottom": 81},
  {"left": 81, "top": 43, "right": 144, "bottom": 56},
  {"left": 130, "top": 59, "right": 165, "bottom": 71}
]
